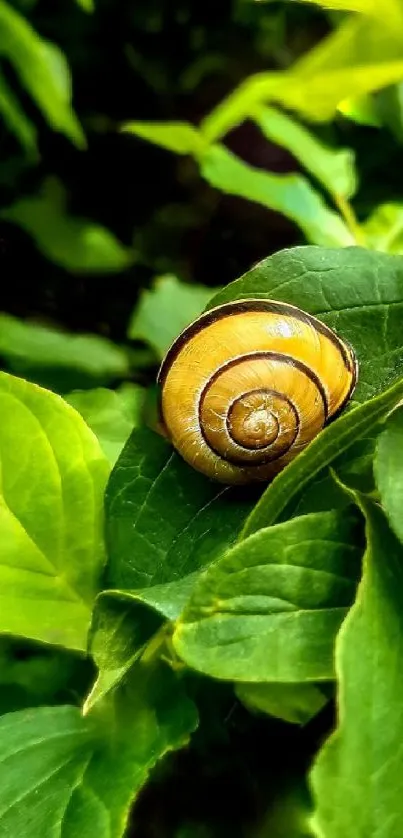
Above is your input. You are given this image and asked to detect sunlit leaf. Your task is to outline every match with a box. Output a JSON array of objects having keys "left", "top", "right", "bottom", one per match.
[
  {"left": 253, "top": 105, "right": 356, "bottom": 197},
  {"left": 122, "top": 121, "right": 205, "bottom": 155},
  {"left": 362, "top": 203, "right": 403, "bottom": 254},
  {"left": 201, "top": 145, "right": 354, "bottom": 247},
  {"left": 0, "top": 372, "right": 109, "bottom": 651}
]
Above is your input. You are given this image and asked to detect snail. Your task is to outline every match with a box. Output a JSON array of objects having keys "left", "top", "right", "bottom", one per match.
[{"left": 157, "top": 299, "right": 358, "bottom": 485}]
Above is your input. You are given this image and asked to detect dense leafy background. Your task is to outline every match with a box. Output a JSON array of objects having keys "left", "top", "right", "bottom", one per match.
[{"left": 2, "top": 0, "right": 403, "bottom": 836}]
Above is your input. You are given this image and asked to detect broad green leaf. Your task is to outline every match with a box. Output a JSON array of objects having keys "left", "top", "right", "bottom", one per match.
[
  {"left": 173, "top": 509, "right": 363, "bottom": 682},
  {"left": 252, "top": 105, "right": 356, "bottom": 198},
  {"left": 0, "top": 664, "right": 197, "bottom": 837},
  {"left": 0, "top": 0, "right": 84, "bottom": 146},
  {"left": 0, "top": 68, "right": 37, "bottom": 153},
  {"left": 105, "top": 427, "right": 253, "bottom": 590},
  {"left": 374, "top": 406, "right": 403, "bottom": 544},
  {"left": 121, "top": 120, "right": 205, "bottom": 155},
  {"left": 1, "top": 180, "right": 134, "bottom": 273},
  {"left": 236, "top": 682, "right": 328, "bottom": 725},
  {"left": 0, "top": 372, "right": 109, "bottom": 650},
  {"left": 0, "top": 313, "right": 131, "bottom": 387},
  {"left": 201, "top": 145, "right": 354, "bottom": 247},
  {"left": 128, "top": 274, "right": 221, "bottom": 358},
  {"left": 208, "top": 246, "right": 403, "bottom": 404},
  {"left": 84, "top": 574, "right": 197, "bottom": 712},
  {"left": 362, "top": 203, "right": 403, "bottom": 254},
  {"left": 66, "top": 386, "right": 145, "bottom": 465},
  {"left": 310, "top": 500, "right": 403, "bottom": 838},
  {"left": 242, "top": 377, "right": 403, "bottom": 538}
]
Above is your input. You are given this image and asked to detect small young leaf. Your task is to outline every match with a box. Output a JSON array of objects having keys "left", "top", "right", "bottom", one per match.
[
  {"left": 85, "top": 574, "right": 197, "bottom": 712},
  {"left": 374, "top": 406, "right": 403, "bottom": 544},
  {"left": 310, "top": 499, "right": 403, "bottom": 838},
  {"left": 236, "top": 682, "right": 328, "bottom": 726},
  {"left": 253, "top": 105, "right": 357, "bottom": 198},
  {"left": 1, "top": 180, "right": 134, "bottom": 273},
  {"left": 0, "top": 664, "right": 197, "bottom": 837},
  {"left": 0, "top": 0, "right": 84, "bottom": 146},
  {"left": 173, "top": 509, "right": 363, "bottom": 682},
  {"left": 362, "top": 202, "right": 403, "bottom": 254},
  {"left": 105, "top": 427, "right": 253, "bottom": 590},
  {"left": 128, "top": 274, "right": 220, "bottom": 358},
  {"left": 121, "top": 120, "right": 205, "bottom": 155},
  {"left": 0, "top": 372, "right": 109, "bottom": 650},
  {"left": 67, "top": 386, "right": 145, "bottom": 465},
  {"left": 242, "top": 376, "right": 403, "bottom": 538},
  {"left": 200, "top": 145, "right": 354, "bottom": 247}
]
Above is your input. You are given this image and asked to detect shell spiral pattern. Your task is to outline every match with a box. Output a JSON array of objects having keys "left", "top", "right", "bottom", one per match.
[{"left": 157, "top": 299, "right": 358, "bottom": 485}]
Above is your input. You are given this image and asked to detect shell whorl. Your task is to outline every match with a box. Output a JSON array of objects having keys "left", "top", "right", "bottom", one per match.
[{"left": 157, "top": 299, "right": 357, "bottom": 484}]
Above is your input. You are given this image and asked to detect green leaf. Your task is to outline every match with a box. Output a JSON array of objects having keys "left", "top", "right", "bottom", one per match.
[
  {"left": 0, "top": 313, "right": 131, "bottom": 387},
  {"left": 200, "top": 145, "right": 354, "bottom": 247},
  {"left": 121, "top": 120, "right": 206, "bottom": 155},
  {"left": 310, "top": 499, "right": 403, "bottom": 838},
  {"left": 75, "top": 0, "right": 94, "bottom": 10},
  {"left": 84, "top": 594, "right": 163, "bottom": 714},
  {"left": 0, "top": 0, "right": 84, "bottom": 146},
  {"left": 84, "top": 574, "right": 198, "bottom": 712},
  {"left": 242, "top": 377, "right": 403, "bottom": 538},
  {"left": 374, "top": 406, "right": 403, "bottom": 544},
  {"left": 236, "top": 682, "right": 328, "bottom": 725},
  {"left": 208, "top": 246, "right": 403, "bottom": 404},
  {"left": 0, "top": 372, "right": 109, "bottom": 650},
  {"left": 173, "top": 509, "right": 363, "bottom": 682},
  {"left": 66, "top": 386, "right": 145, "bottom": 465},
  {"left": 362, "top": 202, "right": 403, "bottom": 254},
  {"left": 282, "top": 0, "right": 379, "bottom": 12},
  {"left": 201, "top": 52, "right": 403, "bottom": 141},
  {"left": 1, "top": 179, "right": 134, "bottom": 273},
  {"left": 252, "top": 105, "right": 357, "bottom": 198},
  {"left": 0, "top": 68, "right": 37, "bottom": 153},
  {"left": 0, "top": 664, "right": 197, "bottom": 837},
  {"left": 105, "top": 427, "right": 253, "bottom": 591},
  {"left": 128, "top": 274, "right": 221, "bottom": 358}
]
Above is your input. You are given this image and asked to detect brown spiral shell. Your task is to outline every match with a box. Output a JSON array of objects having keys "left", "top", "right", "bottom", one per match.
[{"left": 157, "top": 299, "right": 357, "bottom": 485}]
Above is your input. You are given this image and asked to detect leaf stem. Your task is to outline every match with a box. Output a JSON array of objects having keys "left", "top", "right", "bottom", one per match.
[{"left": 334, "top": 193, "right": 365, "bottom": 246}]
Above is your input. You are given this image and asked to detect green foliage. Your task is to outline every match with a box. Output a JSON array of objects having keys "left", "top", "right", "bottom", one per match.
[
  {"left": 1, "top": 180, "right": 134, "bottom": 273},
  {"left": 173, "top": 509, "right": 363, "bottom": 682},
  {"left": 4, "top": 0, "right": 403, "bottom": 834},
  {"left": 310, "top": 497, "right": 403, "bottom": 837},
  {"left": 128, "top": 274, "right": 221, "bottom": 358},
  {"left": 0, "top": 313, "right": 131, "bottom": 389},
  {"left": 0, "top": 0, "right": 84, "bottom": 150},
  {"left": 67, "top": 385, "right": 145, "bottom": 465},
  {"left": 0, "top": 372, "right": 109, "bottom": 651},
  {"left": 0, "top": 664, "right": 197, "bottom": 837}
]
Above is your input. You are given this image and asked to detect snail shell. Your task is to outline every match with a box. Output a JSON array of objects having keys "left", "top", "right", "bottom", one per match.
[{"left": 157, "top": 299, "right": 358, "bottom": 485}]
